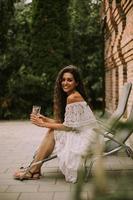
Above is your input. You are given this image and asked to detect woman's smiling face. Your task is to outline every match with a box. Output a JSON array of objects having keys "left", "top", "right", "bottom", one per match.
[{"left": 61, "top": 72, "right": 78, "bottom": 95}]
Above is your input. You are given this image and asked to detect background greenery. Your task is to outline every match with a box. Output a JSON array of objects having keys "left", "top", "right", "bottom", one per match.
[{"left": 0, "top": 0, "right": 103, "bottom": 119}]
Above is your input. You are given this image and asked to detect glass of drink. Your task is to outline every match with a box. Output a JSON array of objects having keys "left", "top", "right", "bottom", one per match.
[{"left": 32, "top": 105, "right": 41, "bottom": 115}]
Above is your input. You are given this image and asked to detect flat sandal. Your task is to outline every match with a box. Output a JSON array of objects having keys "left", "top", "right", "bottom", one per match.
[{"left": 14, "top": 170, "right": 41, "bottom": 181}]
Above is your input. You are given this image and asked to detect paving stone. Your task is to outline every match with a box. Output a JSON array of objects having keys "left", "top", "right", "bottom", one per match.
[
  {"left": 18, "top": 192, "right": 53, "bottom": 200},
  {"left": 39, "top": 183, "right": 71, "bottom": 192},
  {"left": 70, "top": 182, "right": 93, "bottom": 192},
  {"left": 55, "top": 178, "right": 68, "bottom": 185},
  {"left": 0, "top": 185, "right": 9, "bottom": 192},
  {"left": 0, "top": 179, "right": 28, "bottom": 186},
  {"left": 42, "top": 167, "right": 59, "bottom": 173},
  {"left": 7, "top": 184, "right": 38, "bottom": 192},
  {"left": 0, "top": 121, "right": 133, "bottom": 199},
  {"left": 0, "top": 193, "right": 19, "bottom": 200},
  {"left": 21, "top": 177, "right": 56, "bottom": 185},
  {"left": 53, "top": 191, "right": 88, "bottom": 200},
  {"left": 53, "top": 192, "right": 72, "bottom": 200}
]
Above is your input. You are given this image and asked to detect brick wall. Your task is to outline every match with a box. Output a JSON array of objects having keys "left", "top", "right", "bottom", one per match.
[{"left": 102, "top": 0, "right": 133, "bottom": 148}]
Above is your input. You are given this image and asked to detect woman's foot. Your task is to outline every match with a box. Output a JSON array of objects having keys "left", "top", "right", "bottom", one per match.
[{"left": 13, "top": 169, "right": 41, "bottom": 181}]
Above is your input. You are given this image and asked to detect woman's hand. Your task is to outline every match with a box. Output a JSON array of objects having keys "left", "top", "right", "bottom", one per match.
[
  {"left": 38, "top": 114, "right": 47, "bottom": 122},
  {"left": 30, "top": 114, "right": 65, "bottom": 130},
  {"left": 30, "top": 113, "right": 45, "bottom": 127}
]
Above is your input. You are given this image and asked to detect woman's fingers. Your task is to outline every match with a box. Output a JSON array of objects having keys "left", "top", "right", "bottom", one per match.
[
  {"left": 38, "top": 114, "right": 44, "bottom": 118},
  {"left": 30, "top": 114, "right": 37, "bottom": 120},
  {"left": 30, "top": 114, "right": 44, "bottom": 127}
]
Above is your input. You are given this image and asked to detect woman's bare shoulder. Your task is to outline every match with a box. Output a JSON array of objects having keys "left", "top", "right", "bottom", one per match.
[{"left": 67, "top": 92, "right": 84, "bottom": 104}]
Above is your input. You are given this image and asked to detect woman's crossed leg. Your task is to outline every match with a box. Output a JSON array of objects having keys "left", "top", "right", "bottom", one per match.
[{"left": 14, "top": 129, "right": 55, "bottom": 180}]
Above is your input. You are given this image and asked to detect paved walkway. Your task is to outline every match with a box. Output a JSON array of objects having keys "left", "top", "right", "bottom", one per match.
[{"left": 0, "top": 121, "right": 133, "bottom": 200}]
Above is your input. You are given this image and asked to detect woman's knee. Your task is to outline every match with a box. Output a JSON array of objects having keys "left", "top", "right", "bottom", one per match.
[
  {"left": 45, "top": 129, "right": 55, "bottom": 140},
  {"left": 47, "top": 128, "right": 54, "bottom": 134}
]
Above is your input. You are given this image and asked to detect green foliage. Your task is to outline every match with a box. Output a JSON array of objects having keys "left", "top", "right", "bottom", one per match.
[
  {"left": 0, "top": 0, "right": 103, "bottom": 119},
  {"left": 5, "top": 65, "right": 50, "bottom": 119},
  {"left": 0, "top": 0, "right": 14, "bottom": 118},
  {"left": 69, "top": 0, "right": 103, "bottom": 108},
  {"left": 0, "top": 2, "right": 33, "bottom": 119},
  {"left": 31, "top": 0, "right": 71, "bottom": 75},
  {"left": 30, "top": 0, "right": 71, "bottom": 117},
  {"left": 0, "top": 0, "right": 14, "bottom": 53}
]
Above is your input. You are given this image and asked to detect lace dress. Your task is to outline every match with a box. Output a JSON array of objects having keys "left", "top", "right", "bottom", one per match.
[{"left": 54, "top": 101, "right": 101, "bottom": 183}]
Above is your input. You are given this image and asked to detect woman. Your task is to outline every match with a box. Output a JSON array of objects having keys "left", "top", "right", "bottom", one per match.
[{"left": 14, "top": 65, "right": 100, "bottom": 183}]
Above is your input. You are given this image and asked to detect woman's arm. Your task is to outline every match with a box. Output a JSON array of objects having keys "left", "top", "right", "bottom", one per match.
[
  {"left": 38, "top": 114, "right": 57, "bottom": 123},
  {"left": 30, "top": 92, "right": 84, "bottom": 131},
  {"left": 30, "top": 114, "right": 66, "bottom": 130}
]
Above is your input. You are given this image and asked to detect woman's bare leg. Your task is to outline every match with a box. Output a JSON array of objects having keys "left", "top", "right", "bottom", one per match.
[
  {"left": 29, "top": 128, "right": 55, "bottom": 172},
  {"left": 14, "top": 129, "right": 55, "bottom": 179}
]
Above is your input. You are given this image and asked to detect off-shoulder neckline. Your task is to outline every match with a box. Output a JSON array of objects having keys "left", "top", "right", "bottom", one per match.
[{"left": 66, "top": 101, "right": 87, "bottom": 106}]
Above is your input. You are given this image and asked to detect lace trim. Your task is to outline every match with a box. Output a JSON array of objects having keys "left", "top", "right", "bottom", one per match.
[{"left": 63, "top": 101, "right": 97, "bottom": 128}]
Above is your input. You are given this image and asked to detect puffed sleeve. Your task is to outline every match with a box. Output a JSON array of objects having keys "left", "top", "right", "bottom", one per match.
[{"left": 63, "top": 102, "right": 97, "bottom": 129}]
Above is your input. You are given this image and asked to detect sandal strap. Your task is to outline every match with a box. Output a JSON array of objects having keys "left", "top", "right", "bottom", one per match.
[
  {"left": 19, "top": 165, "right": 41, "bottom": 175},
  {"left": 18, "top": 170, "right": 41, "bottom": 181},
  {"left": 28, "top": 170, "right": 41, "bottom": 177}
]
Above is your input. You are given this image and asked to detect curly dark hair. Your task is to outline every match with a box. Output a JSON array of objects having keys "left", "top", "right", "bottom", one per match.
[{"left": 53, "top": 65, "right": 88, "bottom": 122}]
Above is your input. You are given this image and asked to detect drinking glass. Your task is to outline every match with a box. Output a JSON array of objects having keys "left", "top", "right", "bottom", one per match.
[{"left": 32, "top": 105, "right": 41, "bottom": 115}]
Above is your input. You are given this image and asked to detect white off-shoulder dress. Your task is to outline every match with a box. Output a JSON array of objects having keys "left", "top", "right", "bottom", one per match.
[{"left": 54, "top": 101, "right": 101, "bottom": 183}]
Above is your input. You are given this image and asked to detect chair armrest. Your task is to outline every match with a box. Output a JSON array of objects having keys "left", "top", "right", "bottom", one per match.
[
  {"left": 93, "top": 127, "right": 126, "bottom": 148},
  {"left": 97, "top": 120, "right": 117, "bottom": 135}
]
